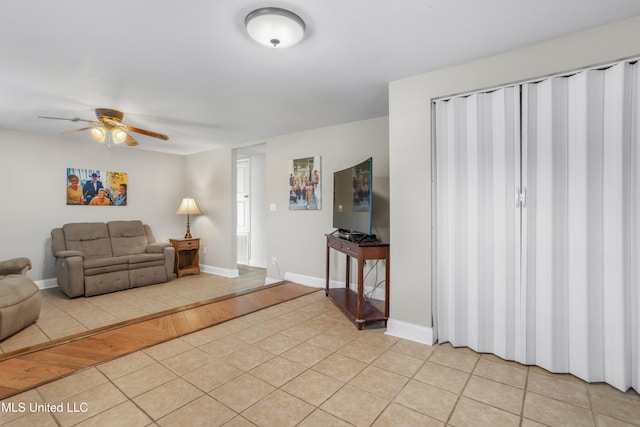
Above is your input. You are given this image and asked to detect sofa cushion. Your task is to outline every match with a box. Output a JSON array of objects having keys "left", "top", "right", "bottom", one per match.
[
  {"left": 84, "top": 271, "right": 130, "bottom": 296},
  {"left": 83, "top": 256, "right": 130, "bottom": 276},
  {"left": 63, "top": 223, "right": 113, "bottom": 259},
  {"left": 127, "top": 253, "right": 166, "bottom": 269},
  {"left": 83, "top": 256, "right": 130, "bottom": 269},
  {"left": 108, "top": 221, "right": 149, "bottom": 257},
  {"left": 130, "top": 266, "right": 167, "bottom": 288}
]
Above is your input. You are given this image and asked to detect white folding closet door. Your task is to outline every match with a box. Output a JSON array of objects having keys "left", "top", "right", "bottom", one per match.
[
  {"left": 632, "top": 62, "right": 640, "bottom": 394},
  {"left": 433, "top": 87, "right": 520, "bottom": 360},
  {"left": 435, "top": 61, "right": 639, "bottom": 393},
  {"left": 524, "top": 63, "right": 640, "bottom": 392}
]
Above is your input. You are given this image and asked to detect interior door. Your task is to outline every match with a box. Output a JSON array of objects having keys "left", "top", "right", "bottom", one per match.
[
  {"left": 433, "top": 86, "right": 521, "bottom": 360},
  {"left": 236, "top": 158, "right": 251, "bottom": 265},
  {"left": 522, "top": 63, "right": 639, "bottom": 391}
]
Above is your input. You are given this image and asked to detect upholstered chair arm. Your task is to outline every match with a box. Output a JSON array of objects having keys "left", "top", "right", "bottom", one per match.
[
  {"left": 54, "top": 254, "right": 85, "bottom": 298},
  {"left": 0, "top": 257, "right": 32, "bottom": 275},
  {"left": 54, "top": 250, "right": 84, "bottom": 258},
  {"left": 162, "top": 245, "right": 176, "bottom": 280},
  {"left": 145, "top": 242, "right": 171, "bottom": 254}
]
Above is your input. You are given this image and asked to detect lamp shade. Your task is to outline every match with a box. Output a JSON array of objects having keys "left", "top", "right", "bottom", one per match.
[
  {"left": 176, "top": 198, "right": 202, "bottom": 215},
  {"left": 245, "top": 7, "right": 305, "bottom": 48}
]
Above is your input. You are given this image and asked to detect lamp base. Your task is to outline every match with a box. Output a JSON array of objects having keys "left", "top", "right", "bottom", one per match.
[{"left": 184, "top": 215, "right": 193, "bottom": 239}]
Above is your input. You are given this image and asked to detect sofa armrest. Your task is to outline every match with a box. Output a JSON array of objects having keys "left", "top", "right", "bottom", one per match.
[
  {"left": 145, "top": 242, "right": 171, "bottom": 254},
  {"left": 54, "top": 255, "right": 85, "bottom": 298},
  {"left": 54, "top": 250, "right": 84, "bottom": 258},
  {"left": 0, "top": 257, "right": 32, "bottom": 275}
]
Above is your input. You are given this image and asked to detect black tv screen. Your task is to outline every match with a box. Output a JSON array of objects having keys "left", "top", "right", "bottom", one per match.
[{"left": 332, "top": 157, "right": 373, "bottom": 236}]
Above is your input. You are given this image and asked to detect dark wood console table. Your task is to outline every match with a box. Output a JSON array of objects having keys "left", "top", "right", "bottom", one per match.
[{"left": 325, "top": 234, "right": 390, "bottom": 329}]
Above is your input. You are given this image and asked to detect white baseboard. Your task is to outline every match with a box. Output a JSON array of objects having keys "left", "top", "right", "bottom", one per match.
[
  {"left": 385, "top": 318, "right": 436, "bottom": 345},
  {"left": 265, "top": 276, "right": 282, "bottom": 285},
  {"left": 249, "top": 259, "right": 267, "bottom": 269},
  {"left": 200, "top": 264, "right": 239, "bottom": 278},
  {"left": 283, "top": 272, "right": 325, "bottom": 288},
  {"left": 34, "top": 278, "right": 58, "bottom": 290}
]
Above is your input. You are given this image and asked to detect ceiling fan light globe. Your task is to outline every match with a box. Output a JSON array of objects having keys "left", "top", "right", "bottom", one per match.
[
  {"left": 113, "top": 129, "right": 127, "bottom": 144},
  {"left": 91, "top": 127, "right": 105, "bottom": 142}
]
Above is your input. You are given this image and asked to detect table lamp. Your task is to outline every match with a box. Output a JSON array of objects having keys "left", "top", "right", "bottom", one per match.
[{"left": 176, "top": 198, "right": 202, "bottom": 238}]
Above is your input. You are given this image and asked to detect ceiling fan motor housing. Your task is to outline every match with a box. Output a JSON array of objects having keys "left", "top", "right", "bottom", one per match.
[{"left": 95, "top": 108, "right": 124, "bottom": 123}]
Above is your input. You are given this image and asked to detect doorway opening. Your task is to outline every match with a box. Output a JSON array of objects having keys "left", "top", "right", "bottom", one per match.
[{"left": 234, "top": 144, "right": 267, "bottom": 280}]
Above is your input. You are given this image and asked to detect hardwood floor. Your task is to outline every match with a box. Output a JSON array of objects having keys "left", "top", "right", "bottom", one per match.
[{"left": 0, "top": 281, "right": 318, "bottom": 400}]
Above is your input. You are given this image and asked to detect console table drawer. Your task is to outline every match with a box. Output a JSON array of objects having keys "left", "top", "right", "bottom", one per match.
[
  {"left": 175, "top": 239, "right": 199, "bottom": 250},
  {"left": 327, "top": 238, "right": 358, "bottom": 257}
]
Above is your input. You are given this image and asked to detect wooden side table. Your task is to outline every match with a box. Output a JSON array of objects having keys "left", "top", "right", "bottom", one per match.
[{"left": 169, "top": 238, "right": 200, "bottom": 278}]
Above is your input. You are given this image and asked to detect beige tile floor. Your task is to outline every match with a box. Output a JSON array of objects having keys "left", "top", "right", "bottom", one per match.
[
  {"left": 2, "top": 288, "right": 639, "bottom": 426},
  {"left": 0, "top": 266, "right": 268, "bottom": 355}
]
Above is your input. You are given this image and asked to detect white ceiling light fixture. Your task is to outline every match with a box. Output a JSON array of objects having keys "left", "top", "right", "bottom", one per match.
[{"left": 245, "top": 7, "right": 306, "bottom": 48}]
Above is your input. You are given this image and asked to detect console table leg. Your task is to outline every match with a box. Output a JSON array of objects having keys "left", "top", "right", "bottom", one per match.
[
  {"left": 325, "top": 244, "right": 330, "bottom": 296},
  {"left": 345, "top": 254, "right": 351, "bottom": 290},
  {"left": 357, "top": 259, "right": 364, "bottom": 324}
]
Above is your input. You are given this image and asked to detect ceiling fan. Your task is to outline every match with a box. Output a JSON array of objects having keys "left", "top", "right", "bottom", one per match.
[{"left": 39, "top": 108, "right": 169, "bottom": 148}]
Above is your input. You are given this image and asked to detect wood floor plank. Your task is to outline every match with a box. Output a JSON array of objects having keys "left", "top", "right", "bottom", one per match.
[
  {"left": 0, "top": 282, "right": 318, "bottom": 400},
  {"left": 0, "top": 358, "right": 75, "bottom": 389},
  {"left": 20, "top": 348, "right": 99, "bottom": 370}
]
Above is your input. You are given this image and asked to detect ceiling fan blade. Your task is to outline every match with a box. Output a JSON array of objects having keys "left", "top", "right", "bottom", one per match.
[
  {"left": 63, "top": 127, "right": 94, "bottom": 135},
  {"left": 102, "top": 118, "right": 123, "bottom": 127},
  {"left": 39, "top": 116, "right": 97, "bottom": 124},
  {"left": 123, "top": 133, "right": 139, "bottom": 147},
  {"left": 120, "top": 124, "right": 169, "bottom": 141}
]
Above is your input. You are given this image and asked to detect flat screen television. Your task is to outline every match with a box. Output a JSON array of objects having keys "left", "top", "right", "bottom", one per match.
[{"left": 332, "top": 157, "right": 375, "bottom": 241}]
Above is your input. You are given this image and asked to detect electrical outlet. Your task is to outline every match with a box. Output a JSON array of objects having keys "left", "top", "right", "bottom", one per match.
[
  {"left": 272, "top": 257, "right": 277, "bottom": 265},
  {"left": 203, "top": 246, "right": 207, "bottom": 254}
]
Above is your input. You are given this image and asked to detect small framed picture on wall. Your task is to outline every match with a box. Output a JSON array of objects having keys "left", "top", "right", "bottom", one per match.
[{"left": 289, "top": 156, "right": 321, "bottom": 210}]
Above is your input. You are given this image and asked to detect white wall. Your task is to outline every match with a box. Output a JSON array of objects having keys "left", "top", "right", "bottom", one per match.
[
  {"left": 182, "top": 118, "right": 389, "bottom": 284},
  {"left": 389, "top": 15, "right": 640, "bottom": 341},
  {"left": 264, "top": 117, "right": 390, "bottom": 285},
  {"left": 183, "top": 146, "right": 238, "bottom": 276},
  {"left": 0, "top": 129, "right": 185, "bottom": 282}
]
